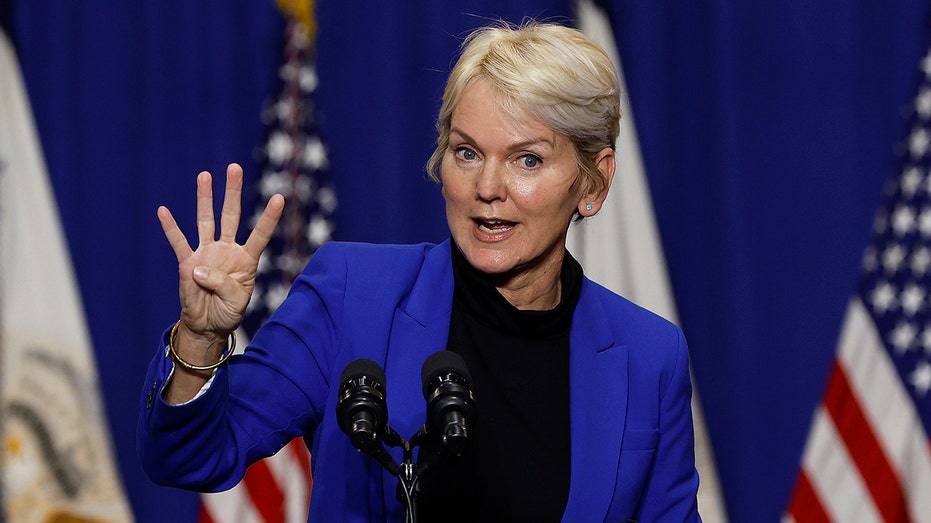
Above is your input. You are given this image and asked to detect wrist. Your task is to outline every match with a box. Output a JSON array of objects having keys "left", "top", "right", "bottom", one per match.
[
  {"left": 169, "top": 321, "right": 236, "bottom": 372},
  {"left": 175, "top": 322, "right": 228, "bottom": 353}
]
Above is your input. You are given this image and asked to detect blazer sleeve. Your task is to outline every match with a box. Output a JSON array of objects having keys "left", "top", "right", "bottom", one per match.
[
  {"left": 636, "top": 327, "right": 702, "bottom": 522},
  {"left": 136, "top": 242, "right": 349, "bottom": 491}
]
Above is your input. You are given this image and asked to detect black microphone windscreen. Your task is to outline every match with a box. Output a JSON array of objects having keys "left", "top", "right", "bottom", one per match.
[
  {"left": 340, "top": 358, "right": 386, "bottom": 388},
  {"left": 421, "top": 351, "right": 472, "bottom": 394}
]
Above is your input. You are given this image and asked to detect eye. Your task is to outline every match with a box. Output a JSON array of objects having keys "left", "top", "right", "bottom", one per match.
[
  {"left": 454, "top": 146, "right": 478, "bottom": 161},
  {"left": 519, "top": 154, "right": 542, "bottom": 169}
]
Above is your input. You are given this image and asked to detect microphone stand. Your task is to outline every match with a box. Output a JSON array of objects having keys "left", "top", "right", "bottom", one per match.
[
  {"left": 397, "top": 440, "right": 419, "bottom": 523},
  {"left": 379, "top": 426, "right": 427, "bottom": 523},
  {"left": 377, "top": 387, "right": 473, "bottom": 521}
]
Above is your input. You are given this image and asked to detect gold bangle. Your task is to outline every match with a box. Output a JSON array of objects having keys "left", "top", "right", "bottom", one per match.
[{"left": 168, "top": 321, "right": 236, "bottom": 372}]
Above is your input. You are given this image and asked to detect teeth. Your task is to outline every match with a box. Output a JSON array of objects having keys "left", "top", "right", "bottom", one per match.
[{"left": 478, "top": 220, "right": 513, "bottom": 233}]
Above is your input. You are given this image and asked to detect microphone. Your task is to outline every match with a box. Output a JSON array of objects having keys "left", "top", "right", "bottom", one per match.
[
  {"left": 420, "top": 351, "right": 475, "bottom": 457},
  {"left": 336, "top": 358, "right": 400, "bottom": 476}
]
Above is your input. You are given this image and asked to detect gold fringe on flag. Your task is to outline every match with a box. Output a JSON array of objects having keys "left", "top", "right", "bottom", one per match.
[{"left": 275, "top": 0, "right": 315, "bottom": 40}]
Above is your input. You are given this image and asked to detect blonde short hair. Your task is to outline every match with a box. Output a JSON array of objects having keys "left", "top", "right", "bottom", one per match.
[{"left": 426, "top": 21, "right": 621, "bottom": 199}]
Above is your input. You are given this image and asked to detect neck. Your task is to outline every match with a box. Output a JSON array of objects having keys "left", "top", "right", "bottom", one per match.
[{"left": 490, "top": 253, "right": 565, "bottom": 311}]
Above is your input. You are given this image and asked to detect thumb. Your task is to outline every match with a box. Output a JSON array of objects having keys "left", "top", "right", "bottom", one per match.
[{"left": 192, "top": 266, "right": 249, "bottom": 303}]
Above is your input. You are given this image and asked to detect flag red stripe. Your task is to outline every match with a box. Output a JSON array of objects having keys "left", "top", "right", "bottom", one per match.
[
  {"left": 198, "top": 502, "right": 216, "bottom": 523},
  {"left": 823, "top": 360, "right": 912, "bottom": 523},
  {"left": 787, "top": 470, "right": 831, "bottom": 523},
  {"left": 243, "top": 460, "right": 286, "bottom": 523},
  {"left": 288, "top": 439, "right": 313, "bottom": 487}
]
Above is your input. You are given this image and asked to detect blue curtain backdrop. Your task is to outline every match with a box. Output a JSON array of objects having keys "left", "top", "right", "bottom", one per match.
[{"left": 5, "top": 1, "right": 931, "bottom": 521}]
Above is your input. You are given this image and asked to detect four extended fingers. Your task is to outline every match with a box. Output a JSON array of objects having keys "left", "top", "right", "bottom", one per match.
[
  {"left": 162, "top": 163, "right": 284, "bottom": 262},
  {"left": 162, "top": 163, "right": 285, "bottom": 261}
]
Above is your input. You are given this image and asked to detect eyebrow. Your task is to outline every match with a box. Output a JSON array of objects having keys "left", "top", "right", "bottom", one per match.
[{"left": 449, "top": 127, "right": 556, "bottom": 152}]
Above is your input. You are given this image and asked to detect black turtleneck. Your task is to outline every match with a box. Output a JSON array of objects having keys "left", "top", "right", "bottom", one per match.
[{"left": 415, "top": 241, "right": 583, "bottom": 522}]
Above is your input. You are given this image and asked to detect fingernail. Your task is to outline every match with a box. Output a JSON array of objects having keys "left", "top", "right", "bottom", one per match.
[{"left": 193, "top": 266, "right": 208, "bottom": 281}]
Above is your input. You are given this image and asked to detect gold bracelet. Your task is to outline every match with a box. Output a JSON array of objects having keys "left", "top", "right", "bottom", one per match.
[{"left": 168, "top": 321, "right": 236, "bottom": 371}]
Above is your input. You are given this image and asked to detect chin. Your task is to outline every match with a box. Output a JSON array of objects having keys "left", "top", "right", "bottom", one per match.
[{"left": 460, "top": 246, "right": 517, "bottom": 275}]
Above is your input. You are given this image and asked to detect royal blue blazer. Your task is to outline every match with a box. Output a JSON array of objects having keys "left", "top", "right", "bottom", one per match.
[{"left": 138, "top": 240, "right": 701, "bottom": 522}]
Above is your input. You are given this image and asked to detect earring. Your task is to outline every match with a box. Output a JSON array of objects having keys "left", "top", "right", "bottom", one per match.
[{"left": 585, "top": 203, "right": 593, "bottom": 211}]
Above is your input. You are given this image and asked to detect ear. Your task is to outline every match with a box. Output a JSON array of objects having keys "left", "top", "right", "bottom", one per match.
[{"left": 578, "top": 147, "right": 616, "bottom": 217}]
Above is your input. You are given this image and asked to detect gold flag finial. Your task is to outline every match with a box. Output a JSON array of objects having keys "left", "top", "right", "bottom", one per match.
[{"left": 275, "top": 0, "right": 315, "bottom": 40}]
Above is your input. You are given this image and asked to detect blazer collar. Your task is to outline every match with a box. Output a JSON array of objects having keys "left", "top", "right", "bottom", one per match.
[{"left": 403, "top": 240, "right": 454, "bottom": 327}]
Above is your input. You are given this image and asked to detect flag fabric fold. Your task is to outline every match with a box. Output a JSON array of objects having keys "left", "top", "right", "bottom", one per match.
[
  {"left": 570, "top": 1, "right": 728, "bottom": 521},
  {"left": 785, "top": 46, "right": 931, "bottom": 523},
  {"left": 0, "top": 29, "right": 133, "bottom": 523}
]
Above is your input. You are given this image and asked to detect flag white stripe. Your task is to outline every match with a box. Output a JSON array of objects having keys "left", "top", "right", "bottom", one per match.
[
  {"left": 202, "top": 488, "right": 262, "bottom": 523},
  {"left": 201, "top": 445, "right": 310, "bottom": 523},
  {"left": 838, "top": 298, "right": 931, "bottom": 522},
  {"left": 803, "top": 406, "right": 883, "bottom": 523},
  {"left": 264, "top": 445, "right": 310, "bottom": 523}
]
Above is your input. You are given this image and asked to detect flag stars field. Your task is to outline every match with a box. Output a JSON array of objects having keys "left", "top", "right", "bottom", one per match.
[
  {"left": 921, "top": 48, "right": 931, "bottom": 81},
  {"left": 267, "top": 131, "right": 296, "bottom": 166},
  {"left": 916, "top": 87, "right": 931, "bottom": 120},
  {"left": 302, "top": 136, "right": 328, "bottom": 171},
  {"left": 882, "top": 242, "right": 907, "bottom": 273},
  {"left": 908, "top": 126, "right": 930, "bottom": 158},
  {"left": 917, "top": 207, "right": 931, "bottom": 237},
  {"left": 260, "top": 169, "right": 292, "bottom": 198},
  {"left": 892, "top": 204, "right": 916, "bottom": 236},
  {"left": 869, "top": 281, "right": 897, "bottom": 314},
  {"left": 910, "top": 361, "right": 931, "bottom": 396},
  {"left": 889, "top": 320, "right": 918, "bottom": 354},
  {"left": 899, "top": 166, "right": 924, "bottom": 199},
  {"left": 900, "top": 166, "right": 924, "bottom": 197},
  {"left": 307, "top": 215, "right": 333, "bottom": 248},
  {"left": 919, "top": 324, "right": 931, "bottom": 350},
  {"left": 899, "top": 283, "right": 925, "bottom": 316},
  {"left": 910, "top": 246, "right": 931, "bottom": 275}
]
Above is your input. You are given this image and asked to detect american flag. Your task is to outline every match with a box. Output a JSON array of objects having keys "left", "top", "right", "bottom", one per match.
[
  {"left": 198, "top": 17, "right": 334, "bottom": 523},
  {"left": 784, "top": 47, "right": 931, "bottom": 523}
]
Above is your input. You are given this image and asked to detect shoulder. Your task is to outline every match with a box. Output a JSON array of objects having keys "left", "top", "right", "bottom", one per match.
[
  {"left": 582, "top": 278, "right": 683, "bottom": 344},
  {"left": 310, "top": 240, "right": 440, "bottom": 266},
  {"left": 580, "top": 279, "right": 689, "bottom": 386},
  {"left": 306, "top": 241, "right": 442, "bottom": 276},
  {"left": 299, "top": 240, "right": 449, "bottom": 297}
]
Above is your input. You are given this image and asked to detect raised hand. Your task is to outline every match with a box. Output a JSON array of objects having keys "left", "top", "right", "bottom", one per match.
[{"left": 157, "top": 163, "right": 284, "bottom": 371}]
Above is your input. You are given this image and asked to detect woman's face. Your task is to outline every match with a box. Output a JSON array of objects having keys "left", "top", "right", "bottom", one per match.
[{"left": 441, "top": 79, "right": 588, "bottom": 286}]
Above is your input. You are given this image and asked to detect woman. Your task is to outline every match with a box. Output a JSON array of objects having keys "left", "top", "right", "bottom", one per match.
[{"left": 139, "top": 21, "right": 702, "bottom": 522}]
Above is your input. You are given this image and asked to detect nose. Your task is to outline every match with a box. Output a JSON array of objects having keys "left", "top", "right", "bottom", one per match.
[{"left": 475, "top": 160, "right": 507, "bottom": 203}]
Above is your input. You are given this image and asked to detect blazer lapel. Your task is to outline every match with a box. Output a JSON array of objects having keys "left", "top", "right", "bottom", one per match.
[
  {"left": 381, "top": 241, "right": 455, "bottom": 514},
  {"left": 562, "top": 280, "right": 629, "bottom": 522},
  {"left": 383, "top": 240, "right": 455, "bottom": 433}
]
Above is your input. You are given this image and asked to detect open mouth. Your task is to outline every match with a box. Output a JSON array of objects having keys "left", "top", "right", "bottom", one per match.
[{"left": 475, "top": 218, "right": 516, "bottom": 233}]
